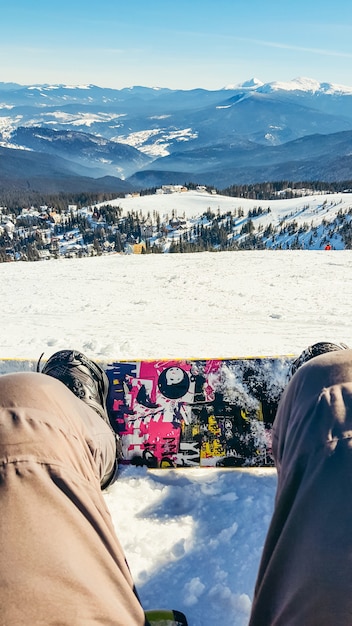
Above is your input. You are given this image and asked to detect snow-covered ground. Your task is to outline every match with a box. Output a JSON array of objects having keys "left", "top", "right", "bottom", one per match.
[
  {"left": 1, "top": 250, "right": 350, "bottom": 360},
  {"left": 1, "top": 244, "right": 351, "bottom": 624}
]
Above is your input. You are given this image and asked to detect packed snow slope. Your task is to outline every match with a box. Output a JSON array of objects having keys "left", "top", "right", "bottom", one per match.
[
  {"left": 1, "top": 250, "right": 350, "bottom": 360},
  {"left": 1, "top": 246, "right": 351, "bottom": 625}
]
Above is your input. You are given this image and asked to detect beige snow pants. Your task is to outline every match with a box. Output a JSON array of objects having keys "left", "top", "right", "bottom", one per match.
[
  {"left": 249, "top": 348, "right": 352, "bottom": 626},
  {"left": 0, "top": 372, "right": 146, "bottom": 626}
]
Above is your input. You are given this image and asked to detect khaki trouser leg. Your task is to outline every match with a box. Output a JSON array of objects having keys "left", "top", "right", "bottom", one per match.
[
  {"left": 0, "top": 372, "right": 146, "bottom": 626},
  {"left": 249, "top": 349, "right": 352, "bottom": 626}
]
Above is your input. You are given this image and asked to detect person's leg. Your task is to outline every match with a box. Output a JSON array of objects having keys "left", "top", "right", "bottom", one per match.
[
  {"left": 249, "top": 348, "right": 352, "bottom": 626},
  {"left": 39, "top": 348, "right": 122, "bottom": 488},
  {"left": 0, "top": 371, "right": 146, "bottom": 626}
]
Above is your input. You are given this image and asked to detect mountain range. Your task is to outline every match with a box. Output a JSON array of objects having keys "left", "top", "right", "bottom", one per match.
[{"left": 1, "top": 77, "right": 352, "bottom": 192}]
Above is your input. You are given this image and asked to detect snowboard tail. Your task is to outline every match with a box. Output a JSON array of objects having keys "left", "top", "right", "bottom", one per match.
[{"left": 145, "top": 608, "right": 188, "bottom": 626}]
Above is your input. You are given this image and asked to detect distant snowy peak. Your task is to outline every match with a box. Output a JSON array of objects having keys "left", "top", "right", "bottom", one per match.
[
  {"left": 259, "top": 77, "right": 323, "bottom": 93},
  {"left": 122, "top": 85, "right": 166, "bottom": 92},
  {"left": 224, "top": 76, "right": 352, "bottom": 96},
  {"left": 257, "top": 77, "right": 352, "bottom": 95}
]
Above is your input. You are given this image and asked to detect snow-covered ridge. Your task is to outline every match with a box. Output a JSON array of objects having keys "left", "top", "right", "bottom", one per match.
[
  {"left": 224, "top": 77, "right": 264, "bottom": 90},
  {"left": 27, "top": 84, "right": 93, "bottom": 91},
  {"left": 3, "top": 77, "right": 352, "bottom": 95},
  {"left": 225, "top": 76, "right": 352, "bottom": 95},
  {"left": 260, "top": 76, "right": 352, "bottom": 95}
]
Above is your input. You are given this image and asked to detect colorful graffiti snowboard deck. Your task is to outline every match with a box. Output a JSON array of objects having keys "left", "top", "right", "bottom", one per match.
[
  {"left": 105, "top": 356, "right": 294, "bottom": 469},
  {"left": 0, "top": 355, "right": 294, "bottom": 468}
]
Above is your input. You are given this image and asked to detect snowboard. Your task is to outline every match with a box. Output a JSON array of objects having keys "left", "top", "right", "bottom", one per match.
[
  {"left": 0, "top": 355, "right": 294, "bottom": 468},
  {"left": 105, "top": 355, "right": 294, "bottom": 469}
]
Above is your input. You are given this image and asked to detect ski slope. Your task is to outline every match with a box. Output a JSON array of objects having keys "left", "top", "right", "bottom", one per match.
[
  {"left": 100, "top": 189, "right": 352, "bottom": 250},
  {"left": 0, "top": 238, "right": 351, "bottom": 624}
]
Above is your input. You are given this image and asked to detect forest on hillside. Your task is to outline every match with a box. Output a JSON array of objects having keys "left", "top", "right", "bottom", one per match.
[
  {"left": 1, "top": 190, "right": 352, "bottom": 263},
  {"left": 1, "top": 180, "right": 352, "bottom": 211}
]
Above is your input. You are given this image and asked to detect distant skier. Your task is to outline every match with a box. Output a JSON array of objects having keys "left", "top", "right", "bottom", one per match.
[
  {"left": 325, "top": 242, "right": 332, "bottom": 250},
  {"left": 249, "top": 341, "right": 352, "bottom": 626},
  {"left": 0, "top": 350, "right": 148, "bottom": 625}
]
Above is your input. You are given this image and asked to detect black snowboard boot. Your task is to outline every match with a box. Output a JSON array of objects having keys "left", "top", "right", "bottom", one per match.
[
  {"left": 289, "top": 341, "right": 349, "bottom": 378},
  {"left": 39, "top": 349, "right": 110, "bottom": 424}
]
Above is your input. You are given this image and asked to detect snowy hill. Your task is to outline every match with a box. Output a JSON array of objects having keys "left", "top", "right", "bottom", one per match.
[
  {"left": 2, "top": 189, "right": 352, "bottom": 264},
  {"left": 101, "top": 189, "right": 352, "bottom": 251}
]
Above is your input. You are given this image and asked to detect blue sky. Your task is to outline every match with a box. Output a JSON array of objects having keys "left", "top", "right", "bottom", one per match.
[{"left": 2, "top": 0, "right": 352, "bottom": 90}]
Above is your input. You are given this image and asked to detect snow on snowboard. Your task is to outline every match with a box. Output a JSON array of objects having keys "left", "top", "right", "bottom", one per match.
[{"left": 105, "top": 355, "right": 293, "bottom": 469}]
